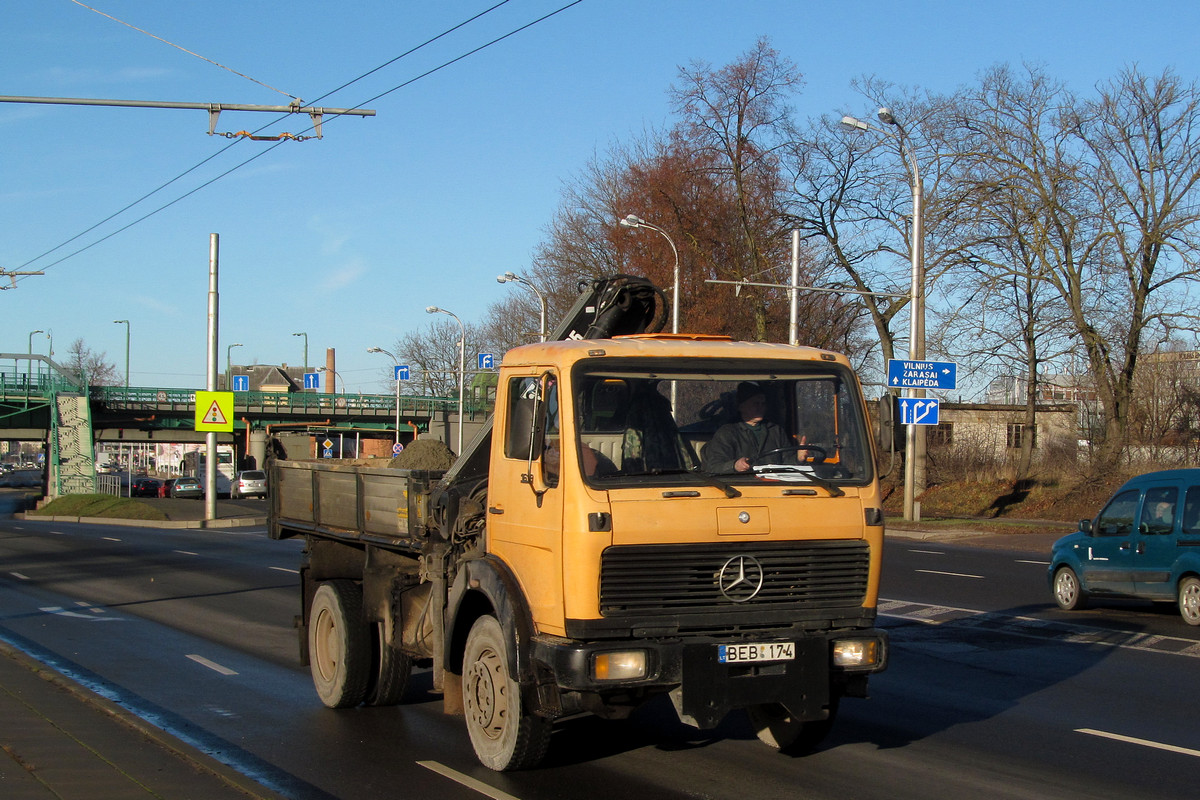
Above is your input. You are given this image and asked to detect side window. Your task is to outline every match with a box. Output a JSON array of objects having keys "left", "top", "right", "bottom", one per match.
[
  {"left": 1139, "top": 487, "right": 1179, "bottom": 535},
  {"left": 1095, "top": 489, "right": 1139, "bottom": 536},
  {"left": 1184, "top": 486, "right": 1200, "bottom": 536},
  {"left": 541, "top": 375, "right": 560, "bottom": 488},
  {"left": 504, "top": 377, "right": 540, "bottom": 460}
]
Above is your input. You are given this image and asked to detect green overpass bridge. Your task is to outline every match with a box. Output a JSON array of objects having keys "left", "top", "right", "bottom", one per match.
[{"left": 1, "top": 353, "right": 476, "bottom": 496}]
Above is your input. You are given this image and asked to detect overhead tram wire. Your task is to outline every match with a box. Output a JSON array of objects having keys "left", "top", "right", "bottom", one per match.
[{"left": 11, "top": 0, "right": 585, "bottom": 284}]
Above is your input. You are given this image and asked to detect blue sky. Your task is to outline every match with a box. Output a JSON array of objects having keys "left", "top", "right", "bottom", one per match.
[{"left": 4, "top": 0, "right": 1200, "bottom": 393}]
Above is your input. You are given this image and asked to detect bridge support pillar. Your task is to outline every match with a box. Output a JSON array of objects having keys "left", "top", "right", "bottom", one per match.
[{"left": 249, "top": 429, "right": 268, "bottom": 471}]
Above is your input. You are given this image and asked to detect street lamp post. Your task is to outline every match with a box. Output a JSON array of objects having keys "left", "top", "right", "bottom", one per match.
[
  {"left": 841, "top": 108, "right": 926, "bottom": 522},
  {"left": 426, "top": 306, "right": 465, "bottom": 455},
  {"left": 496, "top": 271, "right": 547, "bottom": 341},
  {"left": 113, "top": 320, "right": 130, "bottom": 391},
  {"left": 317, "top": 366, "right": 345, "bottom": 394},
  {"left": 619, "top": 214, "right": 680, "bottom": 334},
  {"left": 27, "top": 329, "right": 43, "bottom": 384},
  {"left": 368, "top": 346, "right": 402, "bottom": 447},
  {"left": 226, "top": 342, "right": 243, "bottom": 390},
  {"left": 292, "top": 332, "right": 308, "bottom": 370}
]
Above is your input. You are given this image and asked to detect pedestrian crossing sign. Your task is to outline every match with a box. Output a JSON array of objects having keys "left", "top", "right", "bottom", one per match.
[{"left": 195, "top": 391, "right": 234, "bottom": 432}]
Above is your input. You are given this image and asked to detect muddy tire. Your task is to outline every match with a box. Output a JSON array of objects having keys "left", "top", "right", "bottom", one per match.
[
  {"left": 747, "top": 700, "right": 838, "bottom": 754},
  {"left": 461, "top": 615, "right": 551, "bottom": 770},
  {"left": 308, "top": 580, "right": 370, "bottom": 708},
  {"left": 365, "top": 622, "right": 412, "bottom": 706}
]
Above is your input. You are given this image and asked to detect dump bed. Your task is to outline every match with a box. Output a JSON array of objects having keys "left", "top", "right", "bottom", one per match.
[{"left": 268, "top": 459, "right": 443, "bottom": 550}]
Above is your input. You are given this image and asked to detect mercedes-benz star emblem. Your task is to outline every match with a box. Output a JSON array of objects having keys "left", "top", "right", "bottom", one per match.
[{"left": 717, "top": 555, "right": 765, "bottom": 603}]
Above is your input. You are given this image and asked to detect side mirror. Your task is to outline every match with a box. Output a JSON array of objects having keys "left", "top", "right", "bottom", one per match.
[{"left": 1078, "top": 519, "right": 1093, "bottom": 535}]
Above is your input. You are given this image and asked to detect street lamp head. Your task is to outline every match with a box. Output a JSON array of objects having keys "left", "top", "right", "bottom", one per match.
[
  {"left": 426, "top": 305, "right": 440, "bottom": 314},
  {"left": 496, "top": 274, "right": 510, "bottom": 284},
  {"left": 113, "top": 319, "right": 128, "bottom": 324},
  {"left": 840, "top": 115, "right": 869, "bottom": 132},
  {"left": 367, "top": 347, "right": 382, "bottom": 353},
  {"left": 877, "top": 107, "right": 897, "bottom": 126},
  {"left": 619, "top": 213, "right": 645, "bottom": 228},
  {"left": 231, "top": 342, "right": 243, "bottom": 348},
  {"left": 292, "top": 332, "right": 304, "bottom": 337}
]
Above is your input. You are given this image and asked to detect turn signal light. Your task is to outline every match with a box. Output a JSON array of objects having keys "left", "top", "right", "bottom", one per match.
[{"left": 592, "top": 651, "right": 647, "bottom": 681}]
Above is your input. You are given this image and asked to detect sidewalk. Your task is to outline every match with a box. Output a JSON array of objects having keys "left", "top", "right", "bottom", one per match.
[{"left": 0, "top": 640, "right": 286, "bottom": 800}]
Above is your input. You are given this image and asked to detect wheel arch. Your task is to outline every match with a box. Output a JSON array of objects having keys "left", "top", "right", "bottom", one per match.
[{"left": 445, "top": 555, "right": 537, "bottom": 683}]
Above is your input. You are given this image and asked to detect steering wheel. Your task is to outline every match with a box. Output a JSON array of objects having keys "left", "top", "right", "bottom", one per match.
[{"left": 753, "top": 444, "right": 827, "bottom": 465}]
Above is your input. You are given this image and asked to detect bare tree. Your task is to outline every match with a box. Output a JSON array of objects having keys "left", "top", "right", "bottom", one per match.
[
  {"left": 63, "top": 338, "right": 120, "bottom": 386},
  {"left": 393, "top": 318, "right": 482, "bottom": 398}
]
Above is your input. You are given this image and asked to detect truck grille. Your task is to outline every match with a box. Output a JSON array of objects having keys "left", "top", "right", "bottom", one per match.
[{"left": 599, "top": 540, "right": 869, "bottom": 617}]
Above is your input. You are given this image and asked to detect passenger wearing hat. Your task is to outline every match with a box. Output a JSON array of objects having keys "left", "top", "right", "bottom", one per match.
[{"left": 701, "top": 382, "right": 798, "bottom": 473}]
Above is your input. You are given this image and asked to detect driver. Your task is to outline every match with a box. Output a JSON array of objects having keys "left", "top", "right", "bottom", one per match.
[{"left": 702, "top": 382, "right": 798, "bottom": 473}]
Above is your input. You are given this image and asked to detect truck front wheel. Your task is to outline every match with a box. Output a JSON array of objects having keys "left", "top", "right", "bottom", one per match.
[
  {"left": 747, "top": 699, "right": 838, "bottom": 754},
  {"left": 309, "top": 580, "right": 370, "bottom": 708},
  {"left": 461, "top": 615, "right": 551, "bottom": 770}
]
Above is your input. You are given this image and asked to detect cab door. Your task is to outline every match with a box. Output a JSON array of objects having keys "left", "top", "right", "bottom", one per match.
[
  {"left": 1133, "top": 485, "right": 1183, "bottom": 600},
  {"left": 1082, "top": 488, "right": 1139, "bottom": 595},
  {"left": 486, "top": 371, "right": 566, "bottom": 633}
]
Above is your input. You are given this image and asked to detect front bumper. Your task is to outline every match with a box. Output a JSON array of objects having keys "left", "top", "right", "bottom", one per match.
[{"left": 530, "top": 628, "right": 887, "bottom": 729}]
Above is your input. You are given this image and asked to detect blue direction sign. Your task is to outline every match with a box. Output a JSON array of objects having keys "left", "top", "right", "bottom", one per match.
[
  {"left": 478, "top": 353, "right": 495, "bottom": 370},
  {"left": 303, "top": 372, "right": 320, "bottom": 390},
  {"left": 898, "top": 397, "right": 940, "bottom": 426},
  {"left": 888, "top": 359, "right": 957, "bottom": 390},
  {"left": 232, "top": 374, "right": 249, "bottom": 392},
  {"left": 394, "top": 365, "right": 410, "bottom": 381}
]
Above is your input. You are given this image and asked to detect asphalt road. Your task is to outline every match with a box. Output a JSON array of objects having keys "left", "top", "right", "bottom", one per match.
[{"left": 0, "top": 518, "right": 1197, "bottom": 799}]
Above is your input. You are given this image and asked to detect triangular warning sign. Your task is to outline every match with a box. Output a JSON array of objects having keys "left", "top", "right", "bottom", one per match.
[{"left": 202, "top": 400, "right": 228, "bottom": 426}]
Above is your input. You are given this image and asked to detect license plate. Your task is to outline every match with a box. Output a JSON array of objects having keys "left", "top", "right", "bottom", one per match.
[{"left": 718, "top": 641, "right": 795, "bottom": 664}]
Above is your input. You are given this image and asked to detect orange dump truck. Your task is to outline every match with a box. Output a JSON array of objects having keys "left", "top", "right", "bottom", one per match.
[{"left": 269, "top": 276, "right": 888, "bottom": 770}]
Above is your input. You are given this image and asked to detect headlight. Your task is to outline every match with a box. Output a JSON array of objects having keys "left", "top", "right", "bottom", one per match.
[
  {"left": 591, "top": 650, "right": 648, "bottom": 681},
  {"left": 832, "top": 638, "right": 882, "bottom": 669}
]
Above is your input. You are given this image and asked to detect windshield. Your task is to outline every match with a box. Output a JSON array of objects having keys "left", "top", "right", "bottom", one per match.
[{"left": 572, "top": 359, "right": 873, "bottom": 488}]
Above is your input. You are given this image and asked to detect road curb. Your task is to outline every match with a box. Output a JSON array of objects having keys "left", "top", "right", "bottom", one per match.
[
  {"left": 0, "top": 638, "right": 288, "bottom": 800},
  {"left": 13, "top": 512, "right": 267, "bottom": 528}
]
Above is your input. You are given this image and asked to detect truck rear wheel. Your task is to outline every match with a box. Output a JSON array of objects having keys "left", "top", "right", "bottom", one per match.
[
  {"left": 309, "top": 580, "right": 370, "bottom": 708},
  {"left": 461, "top": 615, "right": 551, "bottom": 771},
  {"left": 365, "top": 622, "right": 412, "bottom": 706},
  {"left": 747, "top": 699, "right": 838, "bottom": 754}
]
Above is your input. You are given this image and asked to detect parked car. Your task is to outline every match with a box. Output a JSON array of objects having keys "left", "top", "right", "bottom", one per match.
[
  {"left": 169, "top": 476, "right": 202, "bottom": 499},
  {"left": 231, "top": 470, "right": 267, "bottom": 499},
  {"left": 131, "top": 477, "right": 162, "bottom": 497},
  {"left": 1049, "top": 468, "right": 1200, "bottom": 625}
]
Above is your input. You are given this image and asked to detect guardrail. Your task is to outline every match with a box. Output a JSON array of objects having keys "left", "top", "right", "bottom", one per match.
[{"left": 88, "top": 387, "right": 491, "bottom": 416}]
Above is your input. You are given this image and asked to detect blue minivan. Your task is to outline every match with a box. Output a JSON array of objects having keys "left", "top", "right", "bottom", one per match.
[{"left": 1049, "top": 469, "right": 1200, "bottom": 625}]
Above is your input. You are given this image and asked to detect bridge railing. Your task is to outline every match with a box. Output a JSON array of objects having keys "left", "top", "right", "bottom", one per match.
[
  {"left": 89, "top": 386, "right": 469, "bottom": 415},
  {"left": 0, "top": 356, "right": 86, "bottom": 397}
]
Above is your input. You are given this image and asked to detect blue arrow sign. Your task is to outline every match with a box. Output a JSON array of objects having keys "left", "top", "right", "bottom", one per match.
[
  {"left": 304, "top": 372, "right": 320, "bottom": 390},
  {"left": 232, "top": 375, "right": 249, "bottom": 392},
  {"left": 394, "top": 365, "right": 410, "bottom": 381},
  {"left": 898, "top": 397, "right": 940, "bottom": 426},
  {"left": 888, "top": 359, "right": 957, "bottom": 390},
  {"left": 478, "top": 353, "right": 495, "bottom": 370}
]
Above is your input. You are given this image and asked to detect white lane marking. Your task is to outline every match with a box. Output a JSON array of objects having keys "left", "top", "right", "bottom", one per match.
[
  {"left": 270, "top": 566, "right": 299, "bottom": 574},
  {"left": 174, "top": 550, "right": 198, "bottom": 556},
  {"left": 1077, "top": 728, "right": 1200, "bottom": 758},
  {"left": 10, "top": 572, "right": 30, "bottom": 580},
  {"left": 881, "top": 599, "right": 1200, "bottom": 659},
  {"left": 40, "top": 606, "right": 121, "bottom": 621},
  {"left": 186, "top": 654, "right": 238, "bottom": 676},
  {"left": 101, "top": 536, "right": 121, "bottom": 542},
  {"left": 908, "top": 549, "right": 945, "bottom": 555},
  {"left": 1017, "top": 559, "right": 1050, "bottom": 565},
  {"left": 916, "top": 569, "right": 984, "bottom": 579},
  {"left": 418, "top": 761, "right": 522, "bottom": 800},
  {"left": 49, "top": 530, "right": 66, "bottom": 535}
]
